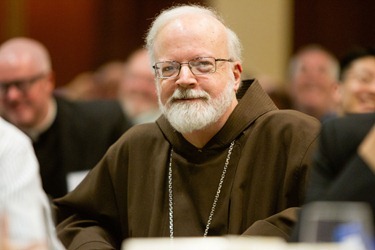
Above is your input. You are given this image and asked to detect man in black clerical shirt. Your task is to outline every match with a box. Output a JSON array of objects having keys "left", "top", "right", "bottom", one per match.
[{"left": 0, "top": 37, "right": 132, "bottom": 198}]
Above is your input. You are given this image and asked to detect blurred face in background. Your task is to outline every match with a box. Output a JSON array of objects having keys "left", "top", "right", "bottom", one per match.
[
  {"left": 290, "top": 49, "right": 339, "bottom": 120},
  {"left": 119, "top": 49, "right": 158, "bottom": 118},
  {"left": 339, "top": 56, "right": 375, "bottom": 114},
  {"left": 0, "top": 51, "right": 53, "bottom": 130}
]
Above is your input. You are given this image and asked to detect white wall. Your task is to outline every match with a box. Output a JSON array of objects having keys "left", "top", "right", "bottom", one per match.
[{"left": 207, "top": 0, "right": 293, "bottom": 84}]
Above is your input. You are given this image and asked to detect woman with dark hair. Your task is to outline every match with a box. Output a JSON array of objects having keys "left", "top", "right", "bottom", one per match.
[{"left": 339, "top": 47, "right": 375, "bottom": 115}]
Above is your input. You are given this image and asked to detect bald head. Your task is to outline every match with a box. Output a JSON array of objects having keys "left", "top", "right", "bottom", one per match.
[
  {"left": 0, "top": 37, "right": 52, "bottom": 76},
  {"left": 0, "top": 37, "right": 54, "bottom": 131}
]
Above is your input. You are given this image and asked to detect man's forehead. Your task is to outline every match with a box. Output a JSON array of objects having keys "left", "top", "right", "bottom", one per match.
[
  {"left": 0, "top": 55, "right": 42, "bottom": 82},
  {"left": 154, "top": 16, "right": 227, "bottom": 54},
  {"left": 0, "top": 52, "right": 38, "bottom": 74},
  {"left": 162, "top": 13, "right": 224, "bottom": 34},
  {"left": 0, "top": 51, "right": 31, "bottom": 67}
]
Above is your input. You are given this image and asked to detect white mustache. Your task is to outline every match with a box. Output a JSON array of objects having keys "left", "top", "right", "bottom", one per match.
[{"left": 169, "top": 88, "right": 210, "bottom": 102}]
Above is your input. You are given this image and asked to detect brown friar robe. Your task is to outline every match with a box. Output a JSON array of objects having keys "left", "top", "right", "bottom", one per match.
[{"left": 54, "top": 79, "right": 320, "bottom": 250}]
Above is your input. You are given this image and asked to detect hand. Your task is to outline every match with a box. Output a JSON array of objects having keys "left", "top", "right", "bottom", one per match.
[
  {"left": 0, "top": 213, "right": 12, "bottom": 250},
  {"left": 359, "top": 124, "right": 375, "bottom": 174},
  {"left": 0, "top": 214, "right": 48, "bottom": 250}
]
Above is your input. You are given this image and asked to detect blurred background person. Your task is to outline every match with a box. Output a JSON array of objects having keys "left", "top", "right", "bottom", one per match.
[
  {"left": 258, "top": 74, "right": 292, "bottom": 109},
  {"left": 55, "top": 48, "right": 160, "bottom": 125},
  {"left": 338, "top": 47, "right": 375, "bottom": 115},
  {"left": 291, "top": 112, "right": 375, "bottom": 244},
  {"left": 0, "top": 117, "right": 64, "bottom": 250},
  {"left": 94, "top": 60, "right": 124, "bottom": 99},
  {"left": 0, "top": 37, "right": 132, "bottom": 199},
  {"left": 288, "top": 44, "right": 340, "bottom": 122},
  {"left": 54, "top": 71, "right": 97, "bottom": 100},
  {"left": 55, "top": 61, "right": 125, "bottom": 101},
  {"left": 118, "top": 48, "right": 160, "bottom": 124}
]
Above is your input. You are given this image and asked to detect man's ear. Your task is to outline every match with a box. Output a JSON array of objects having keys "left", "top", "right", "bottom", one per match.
[
  {"left": 45, "top": 71, "right": 56, "bottom": 92},
  {"left": 232, "top": 62, "right": 243, "bottom": 92}
]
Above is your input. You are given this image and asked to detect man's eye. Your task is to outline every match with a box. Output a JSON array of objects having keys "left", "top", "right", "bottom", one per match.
[
  {"left": 162, "top": 65, "right": 176, "bottom": 73},
  {"left": 196, "top": 60, "right": 212, "bottom": 67}
]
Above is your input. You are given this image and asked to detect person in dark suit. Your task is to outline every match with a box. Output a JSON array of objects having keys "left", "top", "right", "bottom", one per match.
[
  {"left": 292, "top": 112, "right": 375, "bottom": 241},
  {"left": 305, "top": 113, "right": 375, "bottom": 206},
  {"left": 0, "top": 37, "right": 132, "bottom": 199}
]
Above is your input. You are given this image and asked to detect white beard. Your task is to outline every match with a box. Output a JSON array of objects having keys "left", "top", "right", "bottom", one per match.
[{"left": 158, "top": 81, "right": 235, "bottom": 134}]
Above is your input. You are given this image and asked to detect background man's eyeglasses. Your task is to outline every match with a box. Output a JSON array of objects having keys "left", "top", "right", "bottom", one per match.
[
  {"left": 153, "top": 57, "right": 232, "bottom": 79},
  {"left": 0, "top": 73, "right": 46, "bottom": 96}
]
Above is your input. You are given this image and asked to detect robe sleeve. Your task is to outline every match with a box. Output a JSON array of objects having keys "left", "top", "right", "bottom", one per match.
[
  {"left": 241, "top": 207, "right": 298, "bottom": 240},
  {"left": 242, "top": 118, "right": 318, "bottom": 241},
  {"left": 242, "top": 131, "right": 316, "bottom": 240}
]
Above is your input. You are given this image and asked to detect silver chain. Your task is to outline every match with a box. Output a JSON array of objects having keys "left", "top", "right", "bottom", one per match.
[
  {"left": 168, "top": 149, "right": 174, "bottom": 238},
  {"left": 168, "top": 140, "right": 235, "bottom": 238}
]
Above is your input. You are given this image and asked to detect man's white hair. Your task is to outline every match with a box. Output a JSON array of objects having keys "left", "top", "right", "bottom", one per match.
[
  {"left": 288, "top": 44, "right": 339, "bottom": 81},
  {"left": 145, "top": 4, "right": 242, "bottom": 65}
]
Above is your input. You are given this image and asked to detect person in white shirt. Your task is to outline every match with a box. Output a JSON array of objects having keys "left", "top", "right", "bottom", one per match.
[{"left": 0, "top": 117, "right": 64, "bottom": 249}]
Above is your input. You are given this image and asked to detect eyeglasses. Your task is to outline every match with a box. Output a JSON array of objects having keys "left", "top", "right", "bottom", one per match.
[
  {"left": 0, "top": 73, "right": 46, "bottom": 97},
  {"left": 153, "top": 57, "right": 233, "bottom": 79}
]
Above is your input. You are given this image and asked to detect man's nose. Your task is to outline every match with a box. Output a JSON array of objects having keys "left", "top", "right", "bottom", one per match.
[
  {"left": 5, "top": 85, "right": 23, "bottom": 99},
  {"left": 175, "top": 65, "right": 197, "bottom": 88}
]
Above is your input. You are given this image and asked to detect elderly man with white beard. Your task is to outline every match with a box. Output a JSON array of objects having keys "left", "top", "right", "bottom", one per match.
[{"left": 54, "top": 4, "right": 320, "bottom": 249}]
